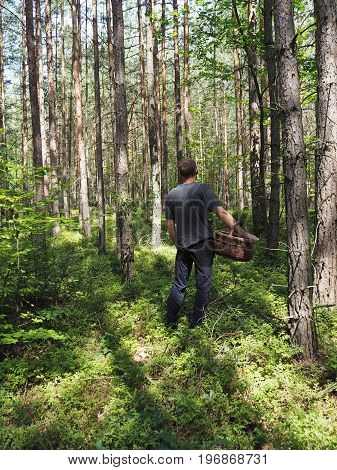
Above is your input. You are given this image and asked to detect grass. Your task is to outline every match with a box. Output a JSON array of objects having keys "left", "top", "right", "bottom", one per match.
[{"left": 1, "top": 225, "right": 337, "bottom": 450}]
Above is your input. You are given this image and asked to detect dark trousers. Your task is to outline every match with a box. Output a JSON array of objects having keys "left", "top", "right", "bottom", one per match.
[{"left": 166, "top": 241, "right": 214, "bottom": 326}]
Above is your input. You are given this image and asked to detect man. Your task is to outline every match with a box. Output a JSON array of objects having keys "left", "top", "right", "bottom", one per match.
[{"left": 165, "top": 158, "right": 246, "bottom": 328}]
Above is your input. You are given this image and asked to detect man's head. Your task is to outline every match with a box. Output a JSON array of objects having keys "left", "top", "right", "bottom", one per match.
[{"left": 178, "top": 158, "right": 197, "bottom": 181}]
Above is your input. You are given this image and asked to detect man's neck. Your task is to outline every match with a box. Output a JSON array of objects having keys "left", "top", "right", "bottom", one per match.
[{"left": 182, "top": 176, "right": 197, "bottom": 185}]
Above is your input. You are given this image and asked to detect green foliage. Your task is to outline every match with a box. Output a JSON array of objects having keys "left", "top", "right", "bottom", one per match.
[{"left": 1, "top": 226, "right": 337, "bottom": 450}]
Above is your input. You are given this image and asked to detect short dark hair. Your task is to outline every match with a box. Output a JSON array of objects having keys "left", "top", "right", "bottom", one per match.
[{"left": 178, "top": 158, "right": 197, "bottom": 179}]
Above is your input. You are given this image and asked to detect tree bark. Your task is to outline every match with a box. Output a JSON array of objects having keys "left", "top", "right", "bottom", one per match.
[
  {"left": 161, "top": 0, "right": 169, "bottom": 202},
  {"left": 72, "top": 0, "right": 91, "bottom": 237},
  {"left": 137, "top": 0, "right": 150, "bottom": 221},
  {"left": 274, "top": 0, "right": 317, "bottom": 358},
  {"left": 233, "top": 38, "right": 245, "bottom": 211},
  {"left": 0, "top": 4, "right": 6, "bottom": 147},
  {"left": 35, "top": 0, "right": 49, "bottom": 198},
  {"left": 221, "top": 84, "right": 230, "bottom": 209},
  {"left": 313, "top": 0, "right": 337, "bottom": 307},
  {"left": 21, "top": 5, "right": 29, "bottom": 193},
  {"left": 264, "top": 0, "right": 281, "bottom": 250},
  {"left": 173, "top": 0, "right": 183, "bottom": 167},
  {"left": 183, "top": 0, "right": 191, "bottom": 159},
  {"left": 92, "top": 0, "right": 106, "bottom": 253},
  {"left": 146, "top": 0, "right": 162, "bottom": 248},
  {"left": 106, "top": 0, "right": 120, "bottom": 251},
  {"left": 60, "top": 0, "right": 70, "bottom": 218},
  {"left": 112, "top": 0, "right": 135, "bottom": 281},
  {"left": 248, "top": 0, "right": 266, "bottom": 236},
  {"left": 25, "top": 0, "right": 44, "bottom": 203},
  {"left": 46, "top": 0, "right": 61, "bottom": 233}
]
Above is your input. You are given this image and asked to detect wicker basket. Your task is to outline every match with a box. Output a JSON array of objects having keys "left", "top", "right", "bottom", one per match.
[{"left": 213, "top": 229, "right": 257, "bottom": 262}]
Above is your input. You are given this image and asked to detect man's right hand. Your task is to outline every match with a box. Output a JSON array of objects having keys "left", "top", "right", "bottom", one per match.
[{"left": 233, "top": 224, "right": 259, "bottom": 243}]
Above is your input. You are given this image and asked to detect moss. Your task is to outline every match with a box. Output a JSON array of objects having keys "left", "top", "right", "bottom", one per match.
[{"left": 1, "top": 230, "right": 337, "bottom": 449}]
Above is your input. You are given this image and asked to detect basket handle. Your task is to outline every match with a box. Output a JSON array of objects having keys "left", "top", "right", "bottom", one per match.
[{"left": 229, "top": 222, "right": 240, "bottom": 236}]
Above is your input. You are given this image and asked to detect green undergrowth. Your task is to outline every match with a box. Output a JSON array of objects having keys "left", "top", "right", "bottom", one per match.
[{"left": 1, "top": 229, "right": 337, "bottom": 449}]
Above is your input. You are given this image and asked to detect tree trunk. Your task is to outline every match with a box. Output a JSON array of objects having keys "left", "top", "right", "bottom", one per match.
[
  {"left": 0, "top": 3, "right": 7, "bottom": 226},
  {"left": 25, "top": 0, "right": 44, "bottom": 203},
  {"left": 264, "top": 0, "right": 281, "bottom": 250},
  {"left": 146, "top": 0, "right": 162, "bottom": 248},
  {"left": 46, "top": 0, "right": 61, "bottom": 234},
  {"left": 72, "top": 0, "right": 91, "bottom": 237},
  {"left": 313, "top": 0, "right": 337, "bottom": 306},
  {"left": 106, "top": 0, "right": 120, "bottom": 251},
  {"left": 21, "top": 5, "right": 29, "bottom": 193},
  {"left": 274, "top": 0, "right": 317, "bottom": 359},
  {"left": 233, "top": 38, "right": 245, "bottom": 211},
  {"left": 137, "top": 0, "right": 150, "bottom": 222},
  {"left": 221, "top": 84, "right": 230, "bottom": 209},
  {"left": 112, "top": 0, "right": 135, "bottom": 281},
  {"left": 60, "top": 0, "right": 70, "bottom": 218},
  {"left": 92, "top": 0, "right": 106, "bottom": 253},
  {"left": 161, "top": 0, "right": 169, "bottom": 202},
  {"left": 183, "top": 0, "right": 191, "bottom": 159},
  {"left": 0, "top": 4, "right": 6, "bottom": 147},
  {"left": 248, "top": 0, "right": 266, "bottom": 236},
  {"left": 35, "top": 0, "right": 49, "bottom": 198},
  {"left": 173, "top": 0, "right": 183, "bottom": 167}
]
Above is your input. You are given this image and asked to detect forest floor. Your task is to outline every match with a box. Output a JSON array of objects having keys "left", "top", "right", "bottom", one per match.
[{"left": 1, "top": 221, "right": 337, "bottom": 450}]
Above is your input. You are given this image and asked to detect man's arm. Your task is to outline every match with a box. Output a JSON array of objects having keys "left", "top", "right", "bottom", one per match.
[
  {"left": 167, "top": 219, "right": 176, "bottom": 244},
  {"left": 214, "top": 206, "right": 237, "bottom": 229},
  {"left": 214, "top": 205, "right": 259, "bottom": 241}
]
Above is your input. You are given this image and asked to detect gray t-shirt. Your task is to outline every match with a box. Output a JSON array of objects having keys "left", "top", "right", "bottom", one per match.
[{"left": 165, "top": 182, "right": 222, "bottom": 249}]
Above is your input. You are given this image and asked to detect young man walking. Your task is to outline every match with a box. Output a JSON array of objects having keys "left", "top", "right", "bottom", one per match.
[{"left": 165, "top": 158, "right": 246, "bottom": 328}]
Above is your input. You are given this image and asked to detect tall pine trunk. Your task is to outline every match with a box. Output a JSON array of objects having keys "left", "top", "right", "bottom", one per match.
[
  {"left": 112, "top": 0, "right": 135, "bottom": 281},
  {"left": 72, "top": 0, "right": 90, "bottom": 237},
  {"left": 92, "top": 0, "right": 106, "bottom": 253},
  {"left": 183, "top": 0, "right": 191, "bottom": 159},
  {"left": 313, "top": 0, "right": 337, "bottom": 307},
  {"left": 233, "top": 23, "right": 245, "bottom": 210},
  {"left": 137, "top": 0, "right": 150, "bottom": 221},
  {"left": 35, "top": 0, "right": 49, "bottom": 198},
  {"left": 60, "top": 0, "right": 70, "bottom": 218},
  {"left": 275, "top": 0, "right": 317, "bottom": 359},
  {"left": 161, "top": 0, "right": 168, "bottom": 202},
  {"left": 264, "top": 0, "right": 281, "bottom": 250},
  {"left": 25, "top": 0, "right": 44, "bottom": 203},
  {"left": 136, "top": 0, "right": 150, "bottom": 219},
  {"left": 0, "top": 4, "right": 6, "bottom": 147},
  {"left": 21, "top": 5, "right": 29, "bottom": 192},
  {"left": 248, "top": 0, "right": 266, "bottom": 236},
  {"left": 173, "top": 0, "right": 183, "bottom": 167},
  {"left": 46, "top": 0, "right": 60, "bottom": 233}
]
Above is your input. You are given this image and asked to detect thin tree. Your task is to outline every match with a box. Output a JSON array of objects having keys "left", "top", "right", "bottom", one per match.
[
  {"left": 183, "top": 0, "right": 191, "bottom": 159},
  {"left": 248, "top": 0, "right": 266, "bottom": 236},
  {"left": 313, "top": 0, "right": 337, "bottom": 307},
  {"left": 264, "top": 0, "right": 281, "bottom": 250},
  {"left": 35, "top": 0, "right": 49, "bottom": 197},
  {"left": 161, "top": 0, "right": 169, "bottom": 202},
  {"left": 233, "top": 14, "right": 245, "bottom": 211},
  {"left": 173, "top": 0, "right": 183, "bottom": 166},
  {"left": 274, "top": 0, "right": 317, "bottom": 358},
  {"left": 92, "top": 0, "right": 106, "bottom": 253},
  {"left": 146, "top": 0, "right": 162, "bottom": 248},
  {"left": 46, "top": 0, "right": 61, "bottom": 233},
  {"left": 0, "top": 3, "right": 6, "bottom": 147},
  {"left": 60, "top": 0, "right": 70, "bottom": 217},
  {"left": 137, "top": 0, "right": 150, "bottom": 221},
  {"left": 25, "top": 0, "right": 44, "bottom": 203},
  {"left": 21, "top": 4, "right": 29, "bottom": 192},
  {"left": 112, "top": 0, "right": 135, "bottom": 281},
  {"left": 72, "top": 0, "right": 90, "bottom": 237}
]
